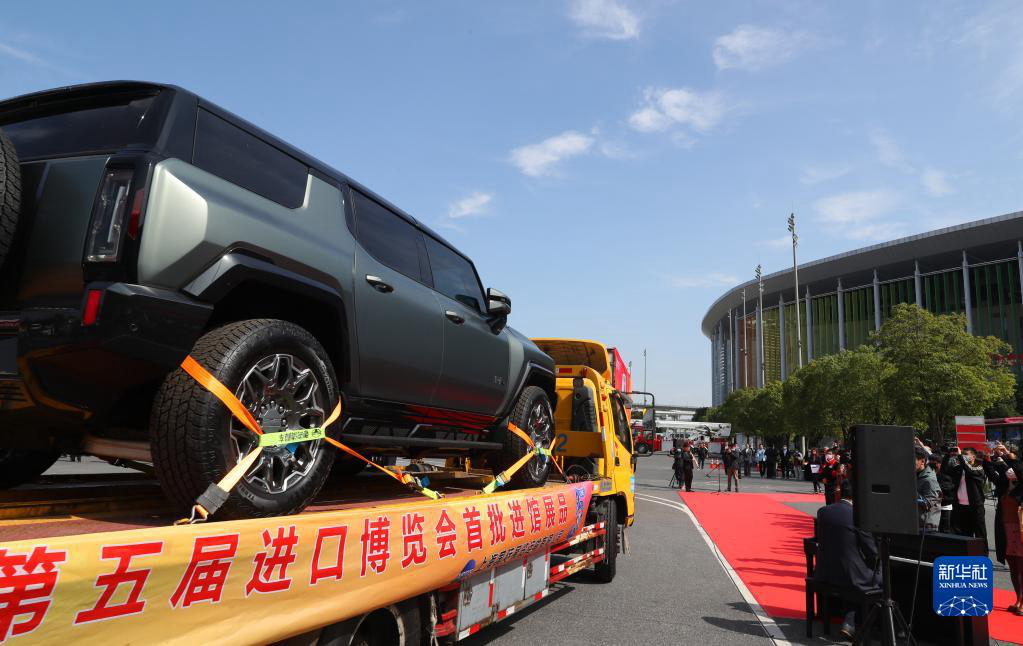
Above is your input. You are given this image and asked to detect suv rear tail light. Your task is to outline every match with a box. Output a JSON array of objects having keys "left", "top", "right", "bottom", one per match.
[
  {"left": 82, "top": 289, "right": 103, "bottom": 326},
  {"left": 85, "top": 169, "right": 134, "bottom": 262}
]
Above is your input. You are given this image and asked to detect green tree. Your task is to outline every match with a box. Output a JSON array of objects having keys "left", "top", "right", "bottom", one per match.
[
  {"left": 691, "top": 407, "right": 711, "bottom": 422},
  {"left": 712, "top": 388, "right": 757, "bottom": 436},
  {"left": 749, "top": 380, "right": 785, "bottom": 439},
  {"left": 875, "top": 304, "right": 1016, "bottom": 443},
  {"left": 781, "top": 347, "right": 892, "bottom": 443}
]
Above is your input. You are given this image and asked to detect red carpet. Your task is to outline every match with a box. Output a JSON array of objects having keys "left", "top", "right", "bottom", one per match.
[{"left": 678, "top": 491, "right": 1023, "bottom": 643}]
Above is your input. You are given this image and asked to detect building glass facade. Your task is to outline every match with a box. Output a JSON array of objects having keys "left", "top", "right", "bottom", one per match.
[
  {"left": 812, "top": 293, "right": 841, "bottom": 357},
  {"left": 705, "top": 215, "right": 1023, "bottom": 405},
  {"left": 970, "top": 260, "right": 1023, "bottom": 370},
  {"left": 763, "top": 307, "right": 781, "bottom": 383},
  {"left": 783, "top": 302, "right": 807, "bottom": 371},
  {"left": 843, "top": 286, "right": 875, "bottom": 350},
  {"left": 921, "top": 268, "right": 964, "bottom": 315}
]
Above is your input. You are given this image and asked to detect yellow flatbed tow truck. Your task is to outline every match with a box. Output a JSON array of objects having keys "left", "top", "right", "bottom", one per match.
[{"left": 0, "top": 340, "right": 634, "bottom": 646}]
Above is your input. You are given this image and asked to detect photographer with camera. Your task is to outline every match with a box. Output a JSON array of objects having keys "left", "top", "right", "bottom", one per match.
[
  {"left": 982, "top": 441, "right": 1023, "bottom": 614},
  {"left": 943, "top": 446, "right": 989, "bottom": 549},
  {"left": 915, "top": 447, "right": 942, "bottom": 531},
  {"left": 927, "top": 453, "right": 955, "bottom": 532}
]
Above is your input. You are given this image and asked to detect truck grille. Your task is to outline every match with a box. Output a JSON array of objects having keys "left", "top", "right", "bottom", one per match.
[{"left": 0, "top": 380, "right": 28, "bottom": 406}]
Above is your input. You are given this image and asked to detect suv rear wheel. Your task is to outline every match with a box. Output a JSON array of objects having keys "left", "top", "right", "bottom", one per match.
[
  {"left": 492, "top": 386, "right": 553, "bottom": 489},
  {"left": 150, "top": 319, "right": 338, "bottom": 519}
]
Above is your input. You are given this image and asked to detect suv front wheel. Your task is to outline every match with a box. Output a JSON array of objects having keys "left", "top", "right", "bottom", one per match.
[
  {"left": 491, "top": 386, "right": 554, "bottom": 489},
  {"left": 150, "top": 319, "right": 338, "bottom": 519}
]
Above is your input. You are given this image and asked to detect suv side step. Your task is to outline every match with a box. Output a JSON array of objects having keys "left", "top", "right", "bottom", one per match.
[{"left": 338, "top": 434, "right": 502, "bottom": 452}]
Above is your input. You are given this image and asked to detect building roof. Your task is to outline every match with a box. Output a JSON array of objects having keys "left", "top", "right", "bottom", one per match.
[{"left": 701, "top": 210, "right": 1023, "bottom": 338}]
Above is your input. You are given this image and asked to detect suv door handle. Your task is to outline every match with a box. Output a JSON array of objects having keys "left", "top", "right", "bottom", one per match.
[
  {"left": 365, "top": 275, "right": 393, "bottom": 293},
  {"left": 444, "top": 310, "right": 465, "bottom": 325}
]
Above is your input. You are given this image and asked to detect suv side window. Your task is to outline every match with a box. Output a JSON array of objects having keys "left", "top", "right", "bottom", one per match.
[
  {"left": 424, "top": 236, "right": 486, "bottom": 312},
  {"left": 352, "top": 191, "right": 423, "bottom": 282},
  {"left": 193, "top": 108, "right": 307, "bottom": 208}
]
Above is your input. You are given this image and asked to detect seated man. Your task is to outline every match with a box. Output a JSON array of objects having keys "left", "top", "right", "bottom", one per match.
[{"left": 815, "top": 479, "right": 881, "bottom": 640}]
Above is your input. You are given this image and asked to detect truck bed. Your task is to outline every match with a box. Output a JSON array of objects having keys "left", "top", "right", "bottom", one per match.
[{"left": 0, "top": 468, "right": 598, "bottom": 645}]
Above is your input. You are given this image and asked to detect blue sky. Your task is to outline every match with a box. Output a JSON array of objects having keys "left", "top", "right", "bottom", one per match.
[{"left": 3, "top": 1, "right": 1023, "bottom": 405}]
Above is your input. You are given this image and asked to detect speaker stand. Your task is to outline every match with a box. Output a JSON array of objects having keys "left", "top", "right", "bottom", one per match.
[{"left": 854, "top": 536, "right": 916, "bottom": 646}]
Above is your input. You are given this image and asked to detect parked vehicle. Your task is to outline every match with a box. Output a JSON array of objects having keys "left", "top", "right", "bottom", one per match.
[{"left": 0, "top": 81, "right": 556, "bottom": 518}]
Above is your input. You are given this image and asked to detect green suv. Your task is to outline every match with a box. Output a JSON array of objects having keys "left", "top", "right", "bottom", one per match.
[{"left": 0, "top": 81, "right": 556, "bottom": 518}]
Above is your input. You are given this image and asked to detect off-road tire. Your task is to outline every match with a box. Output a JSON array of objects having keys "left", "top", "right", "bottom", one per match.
[
  {"left": 493, "top": 386, "right": 553, "bottom": 489},
  {"left": 635, "top": 443, "right": 651, "bottom": 456},
  {"left": 150, "top": 319, "right": 339, "bottom": 519},
  {"left": 0, "top": 128, "right": 21, "bottom": 270},
  {"left": 0, "top": 448, "right": 60, "bottom": 489},
  {"left": 594, "top": 498, "right": 619, "bottom": 583}
]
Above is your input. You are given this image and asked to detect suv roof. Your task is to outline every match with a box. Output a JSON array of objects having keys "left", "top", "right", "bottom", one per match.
[{"left": 0, "top": 80, "right": 463, "bottom": 258}]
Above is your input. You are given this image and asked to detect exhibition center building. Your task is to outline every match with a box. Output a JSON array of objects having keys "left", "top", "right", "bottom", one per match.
[{"left": 701, "top": 211, "right": 1023, "bottom": 406}]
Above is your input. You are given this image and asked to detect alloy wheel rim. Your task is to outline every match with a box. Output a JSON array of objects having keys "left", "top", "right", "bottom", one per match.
[
  {"left": 231, "top": 353, "right": 325, "bottom": 494},
  {"left": 526, "top": 400, "right": 553, "bottom": 480}
]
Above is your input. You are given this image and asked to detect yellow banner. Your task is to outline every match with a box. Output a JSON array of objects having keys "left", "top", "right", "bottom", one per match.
[{"left": 0, "top": 482, "right": 594, "bottom": 645}]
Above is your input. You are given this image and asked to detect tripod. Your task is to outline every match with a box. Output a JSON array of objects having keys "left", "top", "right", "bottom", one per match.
[{"left": 854, "top": 536, "right": 916, "bottom": 646}]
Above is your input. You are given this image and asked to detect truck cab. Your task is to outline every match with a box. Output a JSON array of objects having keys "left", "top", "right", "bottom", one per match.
[{"left": 531, "top": 338, "right": 635, "bottom": 528}]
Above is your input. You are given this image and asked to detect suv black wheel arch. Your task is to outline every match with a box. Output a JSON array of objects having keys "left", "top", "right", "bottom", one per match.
[{"left": 186, "top": 250, "right": 355, "bottom": 392}]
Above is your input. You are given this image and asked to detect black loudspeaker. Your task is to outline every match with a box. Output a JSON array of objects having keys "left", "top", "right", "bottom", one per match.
[{"left": 852, "top": 425, "right": 919, "bottom": 535}]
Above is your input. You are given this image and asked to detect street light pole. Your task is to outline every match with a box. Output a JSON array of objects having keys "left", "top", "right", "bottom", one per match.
[
  {"left": 756, "top": 264, "right": 765, "bottom": 387},
  {"left": 643, "top": 349, "right": 647, "bottom": 392},
  {"left": 788, "top": 213, "right": 803, "bottom": 369},
  {"left": 740, "top": 288, "right": 747, "bottom": 388}
]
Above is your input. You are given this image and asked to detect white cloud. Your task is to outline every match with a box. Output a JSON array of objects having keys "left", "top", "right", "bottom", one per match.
[
  {"left": 814, "top": 189, "right": 903, "bottom": 240},
  {"left": 959, "top": 2, "right": 1023, "bottom": 103},
  {"left": 869, "top": 129, "right": 912, "bottom": 171},
  {"left": 712, "top": 25, "right": 813, "bottom": 71},
  {"left": 0, "top": 40, "right": 69, "bottom": 75},
  {"left": 799, "top": 164, "right": 853, "bottom": 185},
  {"left": 662, "top": 271, "right": 739, "bottom": 289},
  {"left": 509, "top": 130, "right": 595, "bottom": 176},
  {"left": 447, "top": 192, "right": 493, "bottom": 219},
  {"left": 568, "top": 0, "right": 640, "bottom": 40},
  {"left": 921, "top": 168, "right": 952, "bottom": 197},
  {"left": 761, "top": 235, "right": 793, "bottom": 249},
  {"left": 628, "top": 87, "right": 728, "bottom": 136}
]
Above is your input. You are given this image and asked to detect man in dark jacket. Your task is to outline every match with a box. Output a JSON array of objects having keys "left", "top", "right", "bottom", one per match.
[
  {"left": 723, "top": 444, "right": 740, "bottom": 492},
  {"left": 815, "top": 480, "right": 880, "bottom": 639},
  {"left": 764, "top": 445, "right": 777, "bottom": 479},
  {"left": 676, "top": 442, "right": 697, "bottom": 492},
  {"left": 929, "top": 454, "right": 955, "bottom": 533},
  {"left": 943, "top": 447, "right": 989, "bottom": 548}
]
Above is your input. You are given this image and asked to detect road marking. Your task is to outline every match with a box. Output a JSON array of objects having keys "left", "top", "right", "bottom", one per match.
[{"left": 635, "top": 492, "right": 792, "bottom": 646}]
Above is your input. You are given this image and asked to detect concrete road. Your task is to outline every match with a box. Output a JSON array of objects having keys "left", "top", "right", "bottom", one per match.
[{"left": 461, "top": 454, "right": 788, "bottom": 646}]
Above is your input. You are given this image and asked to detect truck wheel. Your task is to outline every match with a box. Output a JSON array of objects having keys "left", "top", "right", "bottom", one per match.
[
  {"left": 594, "top": 498, "right": 619, "bottom": 583},
  {"left": 635, "top": 443, "right": 650, "bottom": 456},
  {"left": 493, "top": 386, "right": 553, "bottom": 489},
  {"left": 0, "top": 128, "right": 21, "bottom": 270},
  {"left": 150, "top": 319, "right": 338, "bottom": 519},
  {"left": 0, "top": 448, "right": 60, "bottom": 489}
]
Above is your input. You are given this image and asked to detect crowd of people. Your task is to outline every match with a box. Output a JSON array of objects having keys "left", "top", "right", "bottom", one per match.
[
  {"left": 667, "top": 433, "right": 1023, "bottom": 634},
  {"left": 813, "top": 438, "right": 1023, "bottom": 639}
]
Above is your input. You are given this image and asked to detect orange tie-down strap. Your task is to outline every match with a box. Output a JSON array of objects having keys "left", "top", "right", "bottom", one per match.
[
  {"left": 482, "top": 423, "right": 566, "bottom": 494},
  {"left": 175, "top": 356, "right": 440, "bottom": 525}
]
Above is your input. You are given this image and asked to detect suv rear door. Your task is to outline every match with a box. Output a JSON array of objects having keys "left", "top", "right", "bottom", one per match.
[
  {"left": 423, "top": 235, "right": 509, "bottom": 414},
  {"left": 351, "top": 190, "right": 442, "bottom": 405}
]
